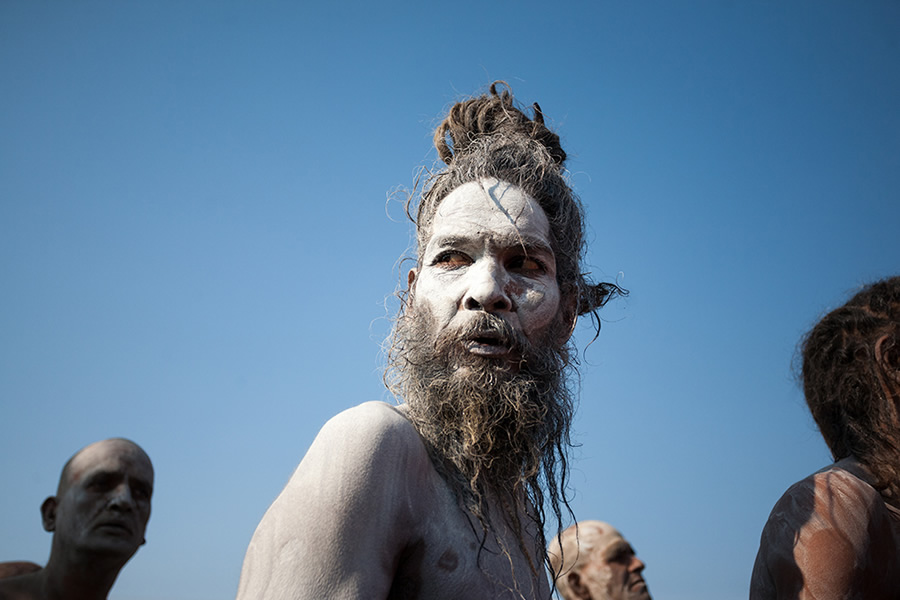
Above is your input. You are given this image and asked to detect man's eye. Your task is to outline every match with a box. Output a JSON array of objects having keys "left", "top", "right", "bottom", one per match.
[
  {"left": 87, "top": 478, "right": 111, "bottom": 492},
  {"left": 433, "top": 251, "right": 470, "bottom": 268},
  {"left": 508, "top": 256, "right": 544, "bottom": 273}
]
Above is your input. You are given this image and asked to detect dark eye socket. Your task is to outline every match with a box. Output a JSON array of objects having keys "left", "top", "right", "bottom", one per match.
[
  {"left": 132, "top": 485, "right": 151, "bottom": 500},
  {"left": 610, "top": 548, "right": 634, "bottom": 563},
  {"left": 86, "top": 474, "right": 113, "bottom": 491},
  {"left": 508, "top": 255, "right": 545, "bottom": 273}
]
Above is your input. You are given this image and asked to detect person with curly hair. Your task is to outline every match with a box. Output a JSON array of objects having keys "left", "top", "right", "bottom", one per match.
[
  {"left": 750, "top": 276, "right": 900, "bottom": 599},
  {"left": 236, "top": 83, "right": 623, "bottom": 599}
]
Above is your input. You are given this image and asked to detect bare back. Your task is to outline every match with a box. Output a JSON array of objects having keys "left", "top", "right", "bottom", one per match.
[
  {"left": 236, "top": 401, "right": 550, "bottom": 600},
  {"left": 750, "top": 458, "right": 900, "bottom": 599}
]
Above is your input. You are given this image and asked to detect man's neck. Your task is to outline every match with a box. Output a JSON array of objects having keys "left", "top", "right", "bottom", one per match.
[{"left": 39, "top": 550, "right": 125, "bottom": 600}]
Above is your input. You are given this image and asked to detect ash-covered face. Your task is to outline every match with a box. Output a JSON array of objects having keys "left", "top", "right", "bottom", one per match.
[
  {"left": 43, "top": 439, "right": 153, "bottom": 559},
  {"left": 409, "top": 178, "right": 563, "bottom": 367}
]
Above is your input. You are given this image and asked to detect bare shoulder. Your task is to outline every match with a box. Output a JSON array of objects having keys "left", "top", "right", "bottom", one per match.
[
  {"left": 751, "top": 463, "right": 900, "bottom": 599},
  {"left": 320, "top": 401, "right": 421, "bottom": 445},
  {"left": 236, "top": 402, "right": 431, "bottom": 600},
  {"left": 0, "top": 562, "right": 40, "bottom": 580},
  {"left": 308, "top": 401, "right": 429, "bottom": 472},
  {"left": 0, "top": 570, "right": 39, "bottom": 600}
]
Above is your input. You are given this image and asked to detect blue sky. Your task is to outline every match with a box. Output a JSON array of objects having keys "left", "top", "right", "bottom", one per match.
[{"left": 1, "top": 2, "right": 898, "bottom": 599}]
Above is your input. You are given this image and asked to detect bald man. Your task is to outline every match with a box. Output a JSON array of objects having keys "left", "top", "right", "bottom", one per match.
[
  {"left": 548, "top": 521, "right": 652, "bottom": 600},
  {"left": 0, "top": 438, "right": 154, "bottom": 600}
]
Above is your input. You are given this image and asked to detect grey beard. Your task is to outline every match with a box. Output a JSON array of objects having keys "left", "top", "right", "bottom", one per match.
[{"left": 389, "top": 306, "right": 575, "bottom": 532}]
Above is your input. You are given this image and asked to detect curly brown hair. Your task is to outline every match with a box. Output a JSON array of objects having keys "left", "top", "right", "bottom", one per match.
[{"left": 801, "top": 275, "right": 900, "bottom": 503}]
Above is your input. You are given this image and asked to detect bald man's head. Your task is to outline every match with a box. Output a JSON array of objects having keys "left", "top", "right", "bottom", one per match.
[
  {"left": 548, "top": 521, "right": 651, "bottom": 600},
  {"left": 43, "top": 438, "right": 153, "bottom": 560}
]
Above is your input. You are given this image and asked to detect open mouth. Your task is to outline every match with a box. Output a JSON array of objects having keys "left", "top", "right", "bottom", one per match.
[{"left": 464, "top": 332, "right": 512, "bottom": 356}]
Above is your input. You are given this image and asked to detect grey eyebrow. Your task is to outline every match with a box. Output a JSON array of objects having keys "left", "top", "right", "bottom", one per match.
[
  {"left": 427, "top": 235, "right": 468, "bottom": 249},
  {"left": 427, "top": 234, "right": 555, "bottom": 257},
  {"left": 512, "top": 235, "right": 555, "bottom": 257}
]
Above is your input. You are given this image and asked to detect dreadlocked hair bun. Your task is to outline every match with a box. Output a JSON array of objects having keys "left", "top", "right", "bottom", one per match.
[{"left": 433, "top": 81, "right": 567, "bottom": 167}]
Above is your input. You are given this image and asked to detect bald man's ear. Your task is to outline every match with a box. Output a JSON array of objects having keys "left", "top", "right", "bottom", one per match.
[
  {"left": 567, "top": 571, "right": 592, "bottom": 600},
  {"left": 41, "top": 497, "right": 58, "bottom": 532}
]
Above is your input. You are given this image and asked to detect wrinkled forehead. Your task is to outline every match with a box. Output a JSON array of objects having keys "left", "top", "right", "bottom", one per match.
[
  {"left": 63, "top": 440, "right": 154, "bottom": 489},
  {"left": 421, "top": 178, "right": 551, "bottom": 250}
]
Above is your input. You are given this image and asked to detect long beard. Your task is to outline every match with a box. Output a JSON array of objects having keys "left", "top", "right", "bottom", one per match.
[{"left": 387, "top": 305, "right": 575, "bottom": 577}]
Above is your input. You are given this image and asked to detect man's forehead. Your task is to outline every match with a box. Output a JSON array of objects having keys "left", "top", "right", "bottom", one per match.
[
  {"left": 580, "top": 522, "right": 626, "bottom": 552},
  {"left": 66, "top": 440, "right": 153, "bottom": 485},
  {"left": 600, "top": 537, "right": 632, "bottom": 559},
  {"left": 426, "top": 179, "right": 551, "bottom": 245}
]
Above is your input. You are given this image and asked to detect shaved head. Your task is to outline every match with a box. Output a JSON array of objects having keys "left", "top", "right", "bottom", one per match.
[
  {"left": 57, "top": 438, "right": 153, "bottom": 496},
  {"left": 549, "top": 521, "right": 651, "bottom": 600}
]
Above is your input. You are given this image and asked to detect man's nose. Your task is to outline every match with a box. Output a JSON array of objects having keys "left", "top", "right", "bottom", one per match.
[
  {"left": 629, "top": 555, "right": 646, "bottom": 573},
  {"left": 108, "top": 483, "right": 135, "bottom": 511},
  {"left": 462, "top": 260, "right": 512, "bottom": 313}
]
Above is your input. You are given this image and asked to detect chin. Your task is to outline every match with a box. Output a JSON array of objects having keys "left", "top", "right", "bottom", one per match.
[{"left": 84, "top": 537, "right": 142, "bottom": 557}]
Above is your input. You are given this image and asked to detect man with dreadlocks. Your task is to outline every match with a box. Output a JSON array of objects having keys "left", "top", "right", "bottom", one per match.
[
  {"left": 750, "top": 276, "right": 900, "bottom": 599},
  {"left": 236, "top": 83, "right": 621, "bottom": 599}
]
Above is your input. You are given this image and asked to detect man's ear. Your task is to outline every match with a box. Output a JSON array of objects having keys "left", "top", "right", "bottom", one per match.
[
  {"left": 567, "top": 571, "right": 592, "bottom": 600},
  {"left": 407, "top": 268, "right": 417, "bottom": 301},
  {"left": 558, "top": 293, "right": 578, "bottom": 345},
  {"left": 41, "top": 497, "right": 58, "bottom": 532}
]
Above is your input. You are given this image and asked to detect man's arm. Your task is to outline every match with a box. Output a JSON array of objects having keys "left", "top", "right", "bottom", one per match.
[
  {"left": 236, "top": 402, "right": 427, "bottom": 600},
  {"left": 750, "top": 467, "right": 897, "bottom": 600}
]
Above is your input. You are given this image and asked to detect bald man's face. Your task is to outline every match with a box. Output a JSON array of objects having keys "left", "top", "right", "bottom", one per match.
[
  {"left": 574, "top": 528, "right": 650, "bottom": 600},
  {"left": 45, "top": 440, "right": 153, "bottom": 558}
]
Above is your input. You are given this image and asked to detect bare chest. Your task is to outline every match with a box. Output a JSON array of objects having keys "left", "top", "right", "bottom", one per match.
[{"left": 387, "top": 471, "right": 550, "bottom": 600}]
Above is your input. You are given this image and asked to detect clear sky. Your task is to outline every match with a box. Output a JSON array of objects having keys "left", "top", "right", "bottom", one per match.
[{"left": 1, "top": 2, "right": 898, "bottom": 599}]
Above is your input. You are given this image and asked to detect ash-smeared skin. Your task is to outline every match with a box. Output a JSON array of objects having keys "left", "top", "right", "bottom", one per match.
[
  {"left": 410, "top": 178, "right": 562, "bottom": 361},
  {"left": 236, "top": 180, "right": 564, "bottom": 599},
  {"left": 750, "top": 457, "right": 900, "bottom": 599},
  {"left": 236, "top": 402, "right": 550, "bottom": 600}
]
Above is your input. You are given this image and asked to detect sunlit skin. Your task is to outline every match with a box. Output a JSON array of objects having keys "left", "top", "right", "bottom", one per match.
[
  {"left": 235, "top": 180, "right": 563, "bottom": 599},
  {"left": 0, "top": 439, "right": 153, "bottom": 600},
  {"left": 750, "top": 456, "right": 900, "bottom": 599},
  {"left": 577, "top": 538, "right": 649, "bottom": 600},
  {"left": 550, "top": 522, "right": 651, "bottom": 600},
  {"left": 409, "top": 177, "right": 563, "bottom": 364},
  {"left": 750, "top": 287, "right": 900, "bottom": 600}
]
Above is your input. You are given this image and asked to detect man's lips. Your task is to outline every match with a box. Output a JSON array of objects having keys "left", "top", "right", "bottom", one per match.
[
  {"left": 628, "top": 578, "right": 646, "bottom": 591},
  {"left": 465, "top": 340, "right": 512, "bottom": 356},
  {"left": 95, "top": 519, "right": 133, "bottom": 536},
  {"left": 463, "top": 332, "right": 513, "bottom": 356}
]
